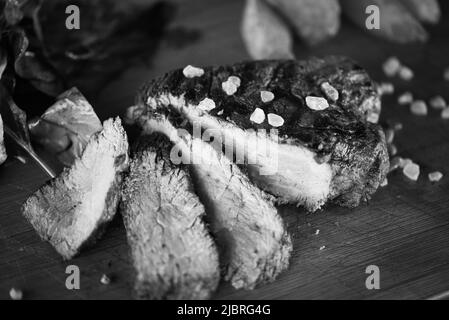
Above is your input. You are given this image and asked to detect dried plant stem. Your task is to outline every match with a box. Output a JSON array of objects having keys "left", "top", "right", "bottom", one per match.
[{"left": 4, "top": 125, "right": 56, "bottom": 179}]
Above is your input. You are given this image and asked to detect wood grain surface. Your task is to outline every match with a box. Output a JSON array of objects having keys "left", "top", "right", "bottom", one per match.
[{"left": 1, "top": 0, "right": 449, "bottom": 300}]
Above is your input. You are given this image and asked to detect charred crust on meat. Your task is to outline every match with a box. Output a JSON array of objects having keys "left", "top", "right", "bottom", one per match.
[
  {"left": 129, "top": 56, "right": 389, "bottom": 211},
  {"left": 137, "top": 56, "right": 381, "bottom": 132}
]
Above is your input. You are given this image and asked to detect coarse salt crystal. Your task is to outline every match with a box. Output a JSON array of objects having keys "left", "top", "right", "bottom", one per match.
[
  {"left": 320, "top": 82, "right": 339, "bottom": 102},
  {"left": 183, "top": 65, "right": 204, "bottom": 78},
  {"left": 319, "top": 246, "right": 326, "bottom": 251},
  {"left": 400, "top": 158, "right": 413, "bottom": 169},
  {"left": 228, "top": 76, "right": 241, "bottom": 87},
  {"left": 399, "top": 66, "right": 414, "bottom": 81},
  {"left": 217, "top": 109, "right": 224, "bottom": 116},
  {"left": 430, "top": 96, "right": 447, "bottom": 110},
  {"left": 403, "top": 163, "right": 420, "bottom": 181},
  {"left": 250, "top": 108, "right": 266, "bottom": 124},
  {"left": 222, "top": 76, "right": 241, "bottom": 96},
  {"left": 378, "top": 82, "right": 394, "bottom": 95},
  {"left": 198, "top": 98, "right": 216, "bottom": 112},
  {"left": 388, "top": 144, "right": 398, "bottom": 156},
  {"left": 428, "top": 171, "right": 443, "bottom": 182},
  {"left": 367, "top": 112, "right": 379, "bottom": 124},
  {"left": 383, "top": 57, "right": 401, "bottom": 77},
  {"left": 380, "top": 178, "right": 388, "bottom": 187},
  {"left": 315, "top": 229, "right": 320, "bottom": 235},
  {"left": 267, "top": 113, "right": 284, "bottom": 127},
  {"left": 228, "top": 76, "right": 242, "bottom": 87},
  {"left": 410, "top": 100, "right": 427, "bottom": 116},
  {"left": 260, "top": 91, "right": 275, "bottom": 103},
  {"left": 389, "top": 157, "right": 403, "bottom": 172},
  {"left": 393, "top": 122, "right": 403, "bottom": 131},
  {"left": 9, "top": 288, "right": 23, "bottom": 300},
  {"left": 306, "top": 96, "right": 329, "bottom": 111},
  {"left": 100, "top": 274, "right": 111, "bottom": 285},
  {"left": 398, "top": 92, "right": 413, "bottom": 105},
  {"left": 442, "top": 108, "right": 449, "bottom": 119},
  {"left": 222, "top": 81, "right": 238, "bottom": 96},
  {"left": 385, "top": 129, "right": 395, "bottom": 144}
]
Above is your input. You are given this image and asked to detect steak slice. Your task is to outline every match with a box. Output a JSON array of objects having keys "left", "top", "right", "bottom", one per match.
[
  {"left": 121, "top": 134, "right": 220, "bottom": 300},
  {"left": 127, "top": 57, "right": 389, "bottom": 212},
  {"left": 139, "top": 117, "right": 292, "bottom": 290},
  {"left": 0, "top": 114, "right": 6, "bottom": 165},
  {"left": 22, "top": 118, "right": 129, "bottom": 260}
]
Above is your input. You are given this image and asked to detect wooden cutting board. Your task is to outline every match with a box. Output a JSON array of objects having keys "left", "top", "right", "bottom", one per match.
[{"left": 1, "top": 0, "right": 449, "bottom": 300}]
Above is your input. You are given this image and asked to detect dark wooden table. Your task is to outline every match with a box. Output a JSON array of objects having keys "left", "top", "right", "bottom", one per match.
[{"left": 1, "top": 0, "right": 449, "bottom": 300}]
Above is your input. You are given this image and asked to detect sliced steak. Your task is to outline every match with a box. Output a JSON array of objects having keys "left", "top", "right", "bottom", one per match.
[
  {"left": 22, "top": 118, "right": 129, "bottom": 260},
  {"left": 121, "top": 134, "right": 220, "bottom": 300},
  {"left": 127, "top": 57, "right": 389, "bottom": 212},
  {"left": 138, "top": 117, "right": 292, "bottom": 290},
  {"left": 0, "top": 114, "right": 6, "bottom": 165}
]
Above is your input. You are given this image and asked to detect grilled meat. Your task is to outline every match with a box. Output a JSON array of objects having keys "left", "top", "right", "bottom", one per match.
[
  {"left": 127, "top": 56, "right": 389, "bottom": 212},
  {"left": 136, "top": 117, "right": 292, "bottom": 290},
  {"left": 121, "top": 134, "right": 220, "bottom": 300},
  {"left": 22, "top": 118, "right": 129, "bottom": 260}
]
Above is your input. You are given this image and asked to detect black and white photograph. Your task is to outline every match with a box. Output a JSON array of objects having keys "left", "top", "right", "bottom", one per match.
[{"left": 0, "top": 0, "right": 449, "bottom": 304}]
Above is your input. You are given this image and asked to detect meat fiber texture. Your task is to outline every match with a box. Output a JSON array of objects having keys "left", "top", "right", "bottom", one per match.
[
  {"left": 121, "top": 134, "right": 220, "bottom": 300},
  {"left": 0, "top": 114, "right": 6, "bottom": 165},
  {"left": 22, "top": 118, "right": 129, "bottom": 260},
  {"left": 127, "top": 57, "right": 389, "bottom": 212},
  {"left": 132, "top": 117, "right": 292, "bottom": 290},
  {"left": 188, "top": 135, "right": 292, "bottom": 289}
]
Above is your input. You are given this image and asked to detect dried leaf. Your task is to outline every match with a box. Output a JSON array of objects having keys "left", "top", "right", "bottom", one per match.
[
  {"left": 28, "top": 87, "right": 103, "bottom": 166},
  {"left": 0, "top": 46, "right": 16, "bottom": 92},
  {"left": 1, "top": 0, "right": 175, "bottom": 98},
  {"left": 0, "top": 83, "right": 30, "bottom": 143},
  {"left": 0, "top": 83, "right": 56, "bottom": 177},
  {"left": 1, "top": 44, "right": 9, "bottom": 165},
  {"left": 10, "top": 28, "right": 64, "bottom": 96},
  {"left": 37, "top": 0, "right": 175, "bottom": 96},
  {"left": 3, "top": 0, "right": 25, "bottom": 25},
  {"left": 3, "top": 0, "right": 43, "bottom": 25}
]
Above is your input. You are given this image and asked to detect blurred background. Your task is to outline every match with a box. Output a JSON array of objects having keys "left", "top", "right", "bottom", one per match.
[
  {"left": 3, "top": 0, "right": 448, "bottom": 119},
  {"left": 94, "top": 0, "right": 449, "bottom": 120}
]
